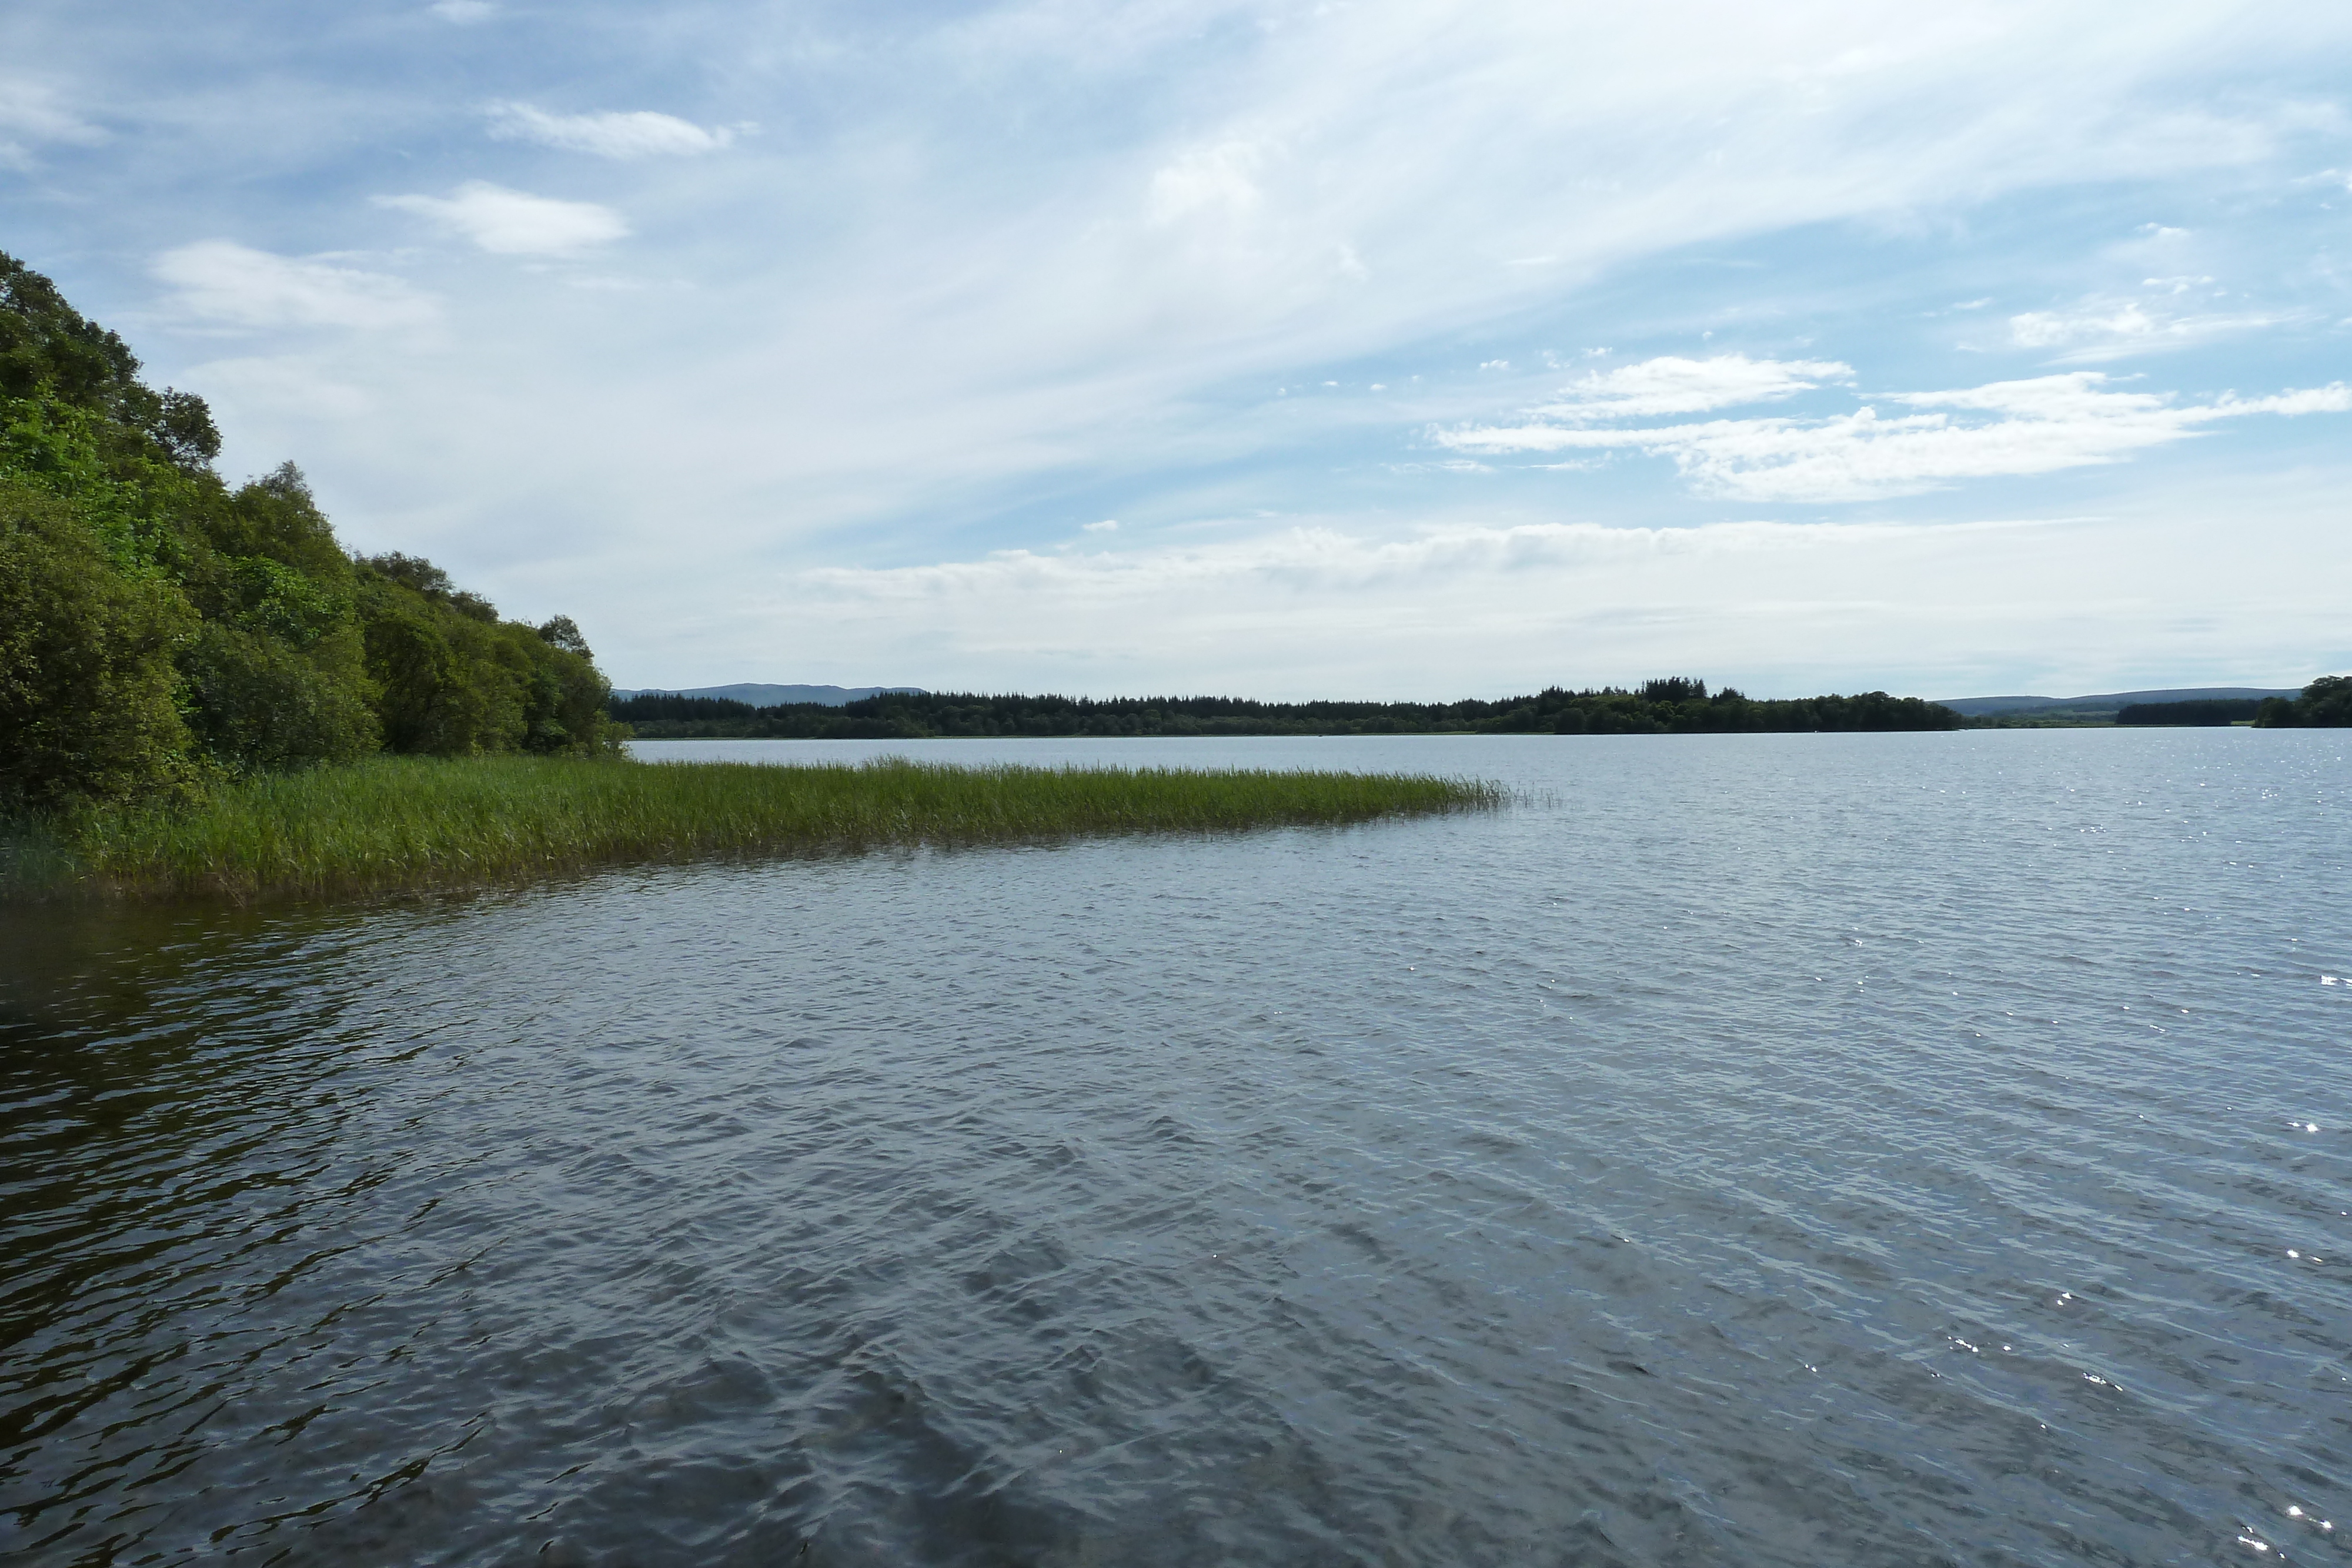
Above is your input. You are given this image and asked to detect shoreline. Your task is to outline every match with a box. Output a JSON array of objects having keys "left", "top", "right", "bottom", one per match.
[{"left": 2, "top": 754, "right": 1502, "bottom": 905}]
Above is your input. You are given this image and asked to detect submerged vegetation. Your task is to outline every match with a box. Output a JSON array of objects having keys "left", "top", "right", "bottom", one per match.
[
  {"left": 5, "top": 755, "right": 1503, "bottom": 901},
  {"left": 613, "top": 678, "right": 1963, "bottom": 738}
]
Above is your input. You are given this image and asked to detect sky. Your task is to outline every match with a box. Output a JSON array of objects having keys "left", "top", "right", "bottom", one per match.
[{"left": 4, "top": 0, "right": 2349, "bottom": 700}]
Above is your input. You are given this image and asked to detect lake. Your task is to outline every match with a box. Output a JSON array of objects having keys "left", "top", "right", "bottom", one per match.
[{"left": 3, "top": 730, "right": 2346, "bottom": 1566}]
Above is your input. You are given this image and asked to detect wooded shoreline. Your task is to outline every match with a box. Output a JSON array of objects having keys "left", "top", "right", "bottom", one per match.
[{"left": 610, "top": 680, "right": 1965, "bottom": 739}]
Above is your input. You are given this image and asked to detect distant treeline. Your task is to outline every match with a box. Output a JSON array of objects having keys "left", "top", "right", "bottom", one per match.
[
  {"left": 2116, "top": 700, "right": 2261, "bottom": 726},
  {"left": 2, "top": 251, "right": 621, "bottom": 813},
  {"left": 2253, "top": 677, "right": 2352, "bottom": 728},
  {"left": 610, "top": 678, "right": 1963, "bottom": 739}
]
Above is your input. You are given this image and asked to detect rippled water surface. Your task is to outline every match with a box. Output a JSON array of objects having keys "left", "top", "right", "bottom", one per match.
[{"left": 5, "top": 731, "right": 2349, "bottom": 1566}]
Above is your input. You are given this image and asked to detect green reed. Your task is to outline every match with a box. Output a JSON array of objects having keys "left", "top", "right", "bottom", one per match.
[{"left": 2, "top": 754, "right": 1504, "bottom": 901}]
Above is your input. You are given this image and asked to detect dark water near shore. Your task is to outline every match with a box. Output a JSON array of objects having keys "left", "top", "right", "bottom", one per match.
[{"left": 5, "top": 731, "right": 2348, "bottom": 1567}]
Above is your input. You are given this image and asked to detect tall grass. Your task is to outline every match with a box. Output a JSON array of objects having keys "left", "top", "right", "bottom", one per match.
[{"left": 4, "top": 754, "right": 1503, "bottom": 901}]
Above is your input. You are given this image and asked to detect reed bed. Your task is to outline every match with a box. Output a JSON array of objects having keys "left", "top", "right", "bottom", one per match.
[{"left": 4, "top": 754, "right": 1503, "bottom": 901}]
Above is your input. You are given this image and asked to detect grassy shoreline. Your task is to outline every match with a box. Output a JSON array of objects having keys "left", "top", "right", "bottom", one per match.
[{"left": 1, "top": 754, "right": 1502, "bottom": 902}]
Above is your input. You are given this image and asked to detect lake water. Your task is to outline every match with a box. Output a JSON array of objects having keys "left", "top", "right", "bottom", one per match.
[{"left": 4, "top": 730, "right": 2347, "bottom": 1567}]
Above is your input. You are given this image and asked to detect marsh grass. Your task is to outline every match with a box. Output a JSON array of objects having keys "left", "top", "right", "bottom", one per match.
[{"left": 2, "top": 754, "right": 1504, "bottom": 901}]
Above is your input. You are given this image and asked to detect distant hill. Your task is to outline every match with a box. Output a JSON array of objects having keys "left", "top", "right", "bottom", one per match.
[
  {"left": 607, "top": 683, "right": 927, "bottom": 707},
  {"left": 1935, "top": 687, "right": 2298, "bottom": 718}
]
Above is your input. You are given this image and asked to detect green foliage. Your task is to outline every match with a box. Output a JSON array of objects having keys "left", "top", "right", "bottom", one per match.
[
  {"left": 2115, "top": 700, "right": 2261, "bottom": 726},
  {"left": 612, "top": 683, "right": 1964, "bottom": 739},
  {"left": 353, "top": 559, "right": 620, "bottom": 757},
  {"left": 25, "top": 754, "right": 1504, "bottom": 900},
  {"left": 0, "top": 252, "right": 219, "bottom": 466},
  {"left": 0, "top": 479, "right": 202, "bottom": 810},
  {"left": 610, "top": 693, "right": 757, "bottom": 725},
  {"left": 178, "top": 621, "right": 379, "bottom": 774},
  {"left": 1, "top": 249, "right": 622, "bottom": 809},
  {"left": 2254, "top": 676, "right": 2352, "bottom": 728},
  {"left": 2305, "top": 677, "right": 2352, "bottom": 726}
]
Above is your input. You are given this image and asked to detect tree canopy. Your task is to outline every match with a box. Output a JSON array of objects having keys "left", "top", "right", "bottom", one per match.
[
  {"left": 610, "top": 684, "right": 1964, "bottom": 740},
  {"left": 2252, "top": 676, "right": 2352, "bottom": 728},
  {"left": 1, "top": 250, "right": 622, "bottom": 813}
]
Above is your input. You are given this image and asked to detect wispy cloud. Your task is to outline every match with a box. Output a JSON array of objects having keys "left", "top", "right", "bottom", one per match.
[
  {"left": 18, "top": 0, "right": 2348, "bottom": 692},
  {"left": 2007, "top": 298, "right": 2276, "bottom": 361},
  {"left": 151, "top": 242, "right": 437, "bottom": 330},
  {"left": 375, "top": 182, "right": 629, "bottom": 255},
  {"left": 1531, "top": 353, "right": 1852, "bottom": 420},
  {"left": 1147, "top": 141, "right": 1263, "bottom": 225},
  {"left": 0, "top": 76, "right": 105, "bottom": 168},
  {"left": 485, "top": 102, "right": 734, "bottom": 159},
  {"left": 806, "top": 518, "right": 1990, "bottom": 600},
  {"left": 1439, "top": 367, "right": 2352, "bottom": 502}
]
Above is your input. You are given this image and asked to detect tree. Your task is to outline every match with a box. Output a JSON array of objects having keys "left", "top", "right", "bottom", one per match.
[
  {"left": 0, "top": 480, "right": 201, "bottom": 809},
  {"left": 2253, "top": 677, "right": 2352, "bottom": 728},
  {"left": 3, "top": 248, "right": 627, "bottom": 803},
  {"left": 2298, "top": 676, "right": 2352, "bottom": 727}
]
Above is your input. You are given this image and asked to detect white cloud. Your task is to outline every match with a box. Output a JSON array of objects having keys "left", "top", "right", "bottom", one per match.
[
  {"left": 1439, "top": 372, "right": 2352, "bottom": 502},
  {"left": 429, "top": 0, "right": 496, "bottom": 22},
  {"left": 151, "top": 242, "right": 438, "bottom": 330},
  {"left": 2010, "top": 303, "right": 2157, "bottom": 346},
  {"left": 1084, "top": 518, "right": 1120, "bottom": 532},
  {"left": 0, "top": 77, "right": 105, "bottom": 168},
  {"left": 375, "top": 182, "right": 628, "bottom": 255},
  {"left": 807, "top": 519, "right": 1934, "bottom": 602},
  {"left": 1533, "top": 353, "right": 1852, "bottom": 420},
  {"left": 38, "top": 0, "right": 2352, "bottom": 694},
  {"left": 1147, "top": 141, "right": 1263, "bottom": 225},
  {"left": 485, "top": 102, "right": 734, "bottom": 159},
  {"left": 2006, "top": 297, "right": 2274, "bottom": 360}
]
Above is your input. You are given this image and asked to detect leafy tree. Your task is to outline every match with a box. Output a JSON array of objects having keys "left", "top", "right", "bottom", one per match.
[
  {"left": 2258, "top": 675, "right": 2352, "bottom": 727},
  {"left": 2, "top": 248, "right": 622, "bottom": 807},
  {"left": 0, "top": 479, "right": 202, "bottom": 809},
  {"left": 353, "top": 557, "right": 619, "bottom": 757},
  {"left": 2301, "top": 676, "right": 2352, "bottom": 727}
]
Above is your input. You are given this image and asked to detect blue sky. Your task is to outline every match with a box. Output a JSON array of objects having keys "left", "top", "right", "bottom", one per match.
[{"left": 5, "top": 0, "right": 2348, "bottom": 698}]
